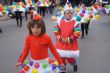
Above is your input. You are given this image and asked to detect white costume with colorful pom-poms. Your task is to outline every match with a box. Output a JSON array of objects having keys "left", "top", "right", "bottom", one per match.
[{"left": 19, "top": 58, "right": 61, "bottom": 73}]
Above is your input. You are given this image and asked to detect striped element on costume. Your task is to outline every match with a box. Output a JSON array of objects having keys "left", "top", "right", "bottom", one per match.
[
  {"left": 74, "top": 28, "right": 81, "bottom": 32},
  {"left": 68, "top": 36, "right": 73, "bottom": 43},
  {"left": 53, "top": 27, "right": 60, "bottom": 32}
]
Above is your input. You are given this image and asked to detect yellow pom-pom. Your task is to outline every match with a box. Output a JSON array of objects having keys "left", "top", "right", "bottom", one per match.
[
  {"left": 95, "top": 14, "right": 100, "bottom": 20},
  {"left": 32, "top": 69, "right": 38, "bottom": 73},
  {"left": 76, "top": 8, "right": 80, "bottom": 12},
  {"left": 52, "top": 16, "right": 57, "bottom": 21},
  {"left": 19, "top": 2, "right": 23, "bottom": 5},
  {"left": 2, "top": 10, "right": 6, "bottom": 14},
  {"left": 53, "top": 61, "right": 58, "bottom": 67},
  {"left": 12, "top": 5, "right": 15, "bottom": 10},
  {"left": 58, "top": 7, "right": 63, "bottom": 11}
]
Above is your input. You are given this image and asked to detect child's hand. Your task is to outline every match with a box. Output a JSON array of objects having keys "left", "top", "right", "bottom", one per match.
[
  {"left": 60, "top": 64, "right": 65, "bottom": 70},
  {"left": 15, "top": 62, "right": 22, "bottom": 69},
  {"left": 74, "top": 32, "right": 80, "bottom": 38},
  {"left": 57, "top": 35, "right": 61, "bottom": 41},
  {"left": 61, "top": 38, "right": 68, "bottom": 43}
]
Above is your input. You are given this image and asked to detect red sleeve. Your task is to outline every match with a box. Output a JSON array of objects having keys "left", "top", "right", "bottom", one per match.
[
  {"left": 18, "top": 35, "right": 30, "bottom": 63},
  {"left": 48, "top": 36, "right": 63, "bottom": 65}
]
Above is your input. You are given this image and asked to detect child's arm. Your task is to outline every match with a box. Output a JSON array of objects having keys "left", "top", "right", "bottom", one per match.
[
  {"left": 48, "top": 36, "right": 63, "bottom": 65},
  {"left": 18, "top": 36, "right": 30, "bottom": 64},
  {"left": 53, "top": 24, "right": 61, "bottom": 41}
]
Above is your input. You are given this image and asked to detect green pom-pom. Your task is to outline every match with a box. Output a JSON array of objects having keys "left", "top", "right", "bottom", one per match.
[
  {"left": 24, "top": 60, "right": 29, "bottom": 64},
  {"left": 42, "top": 63, "right": 48, "bottom": 69}
]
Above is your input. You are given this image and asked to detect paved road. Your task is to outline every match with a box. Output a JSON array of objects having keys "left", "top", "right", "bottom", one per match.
[{"left": 0, "top": 9, "right": 110, "bottom": 73}]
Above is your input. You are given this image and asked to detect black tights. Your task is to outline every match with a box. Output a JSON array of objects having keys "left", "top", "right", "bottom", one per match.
[
  {"left": 81, "top": 21, "right": 90, "bottom": 37},
  {"left": 15, "top": 11, "right": 23, "bottom": 27},
  {"left": 38, "top": 7, "right": 46, "bottom": 16}
]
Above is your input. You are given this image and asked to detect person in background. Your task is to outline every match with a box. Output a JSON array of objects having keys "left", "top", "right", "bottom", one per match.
[
  {"left": 15, "top": 8, "right": 23, "bottom": 27},
  {"left": 80, "top": 3, "right": 90, "bottom": 38}
]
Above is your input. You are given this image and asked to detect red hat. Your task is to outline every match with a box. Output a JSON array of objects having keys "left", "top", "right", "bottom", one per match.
[{"left": 33, "top": 14, "right": 42, "bottom": 20}]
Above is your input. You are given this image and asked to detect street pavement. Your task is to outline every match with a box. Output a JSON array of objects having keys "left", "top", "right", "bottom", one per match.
[{"left": 0, "top": 9, "right": 110, "bottom": 73}]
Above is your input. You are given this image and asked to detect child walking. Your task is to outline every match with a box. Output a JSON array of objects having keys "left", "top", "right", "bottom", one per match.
[
  {"left": 53, "top": 1, "right": 80, "bottom": 73},
  {"left": 15, "top": 14, "right": 64, "bottom": 73},
  {"left": 80, "top": 4, "right": 90, "bottom": 38}
]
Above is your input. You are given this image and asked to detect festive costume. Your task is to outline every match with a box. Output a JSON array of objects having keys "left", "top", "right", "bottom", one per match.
[
  {"left": 52, "top": 1, "right": 81, "bottom": 72},
  {"left": 52, "top": 0, "right": 80, "bottom": 64},
  {"left": 53, "top": 18, "right": 80, "bottom": 64},
  {"left": 18, "top": 34, "right": 63, "bottom": 73}
]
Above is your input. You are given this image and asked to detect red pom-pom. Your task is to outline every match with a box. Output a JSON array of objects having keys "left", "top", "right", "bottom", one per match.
[
  {"left": 0, "top": 7, "right": 3, "bottom": 11},
  {"left": 48, "top": 58, "right": 54, "bottom": 64},
  {"left": 89, "top": 14, "right": 93, "bottom": 19},
  {"left": 23, "top": 65, "right": 30, "bottom": 71},
  {"left": 22, "top": 5, "right": 26, "bottom": 8},
  {"left": 79, "top": 13, "right": 84, "bottom": 17},
  {"left": 33, "top": 14, "right": 42, "bottom": 20},
  {"left": 30, "top": 10, "right": 34, "bottom": 15}
]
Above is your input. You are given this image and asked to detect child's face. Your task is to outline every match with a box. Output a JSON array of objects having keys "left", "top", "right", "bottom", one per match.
[
  {"left": 82, "top": 4, "right": 85, "bottom": 7},
  {"left": 64, "top": 10, "right": 74, "bottom": 20},
  {"left": 31, "top": 25, "right": 41, "bottom": 36}
]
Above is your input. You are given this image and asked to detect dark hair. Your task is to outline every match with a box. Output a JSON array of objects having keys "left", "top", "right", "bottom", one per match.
[{"left": 27, "top": 19, "right": 46, "bottom": 36}]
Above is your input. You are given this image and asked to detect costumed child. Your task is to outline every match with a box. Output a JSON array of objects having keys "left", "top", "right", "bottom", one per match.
[
  {"left": 37, "top": 0, "right": 50, "bottom": 17},
  {"left": 15, "top": 14, "right": 65, "bottom": 73},
  {"left": 80, "top": 3, "right": 100, "bottom": 38},
  {"left": 12, "top": 1, "right": 25, "bottom": 27},
  {"left": 53, "top": 1, "right": 80, "bottom": 73},
  {"left": 80, "top": 3, "right": 91, "bottom": 38}
]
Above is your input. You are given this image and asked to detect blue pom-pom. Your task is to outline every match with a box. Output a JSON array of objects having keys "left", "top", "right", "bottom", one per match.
[
  {"left": 76, "top": 16, "right": 81, "bottom": 21},
  {"left": 52, "top": 64, "right": 57, "bottom": 70},
  {"left": 67, "top": 2, "right": 71, "bottom": 4},
  {"left": 62, "top": 16, "right": 65, "bottom": 19},
  {"left": 30, "top": 61, "right": 33, "bottom": 66},
  {"left": 12, "top": 2, "right": 17, "bottom": 5},
  {"left": 56, "top": 12, "right": 62, "bottom": 17},
  {"left": 7, "top": 7, "right": 11, "bottom": 13},
  {"left": 58, "top": 65, "right": 62, "bottom": 70},
  {"left": 21, "top": 64, "right": 26, "bottom": 68},
  {"left": 82, "top": 10, "right": 85, "bottom": 13}
]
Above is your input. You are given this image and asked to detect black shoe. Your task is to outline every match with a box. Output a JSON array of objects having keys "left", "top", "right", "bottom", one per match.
[
  {"left": 81, "top": 36, "right": 84, "bottom": 39},
  {"left": 86, "top": 32, "right": 88, "bottom": 35},
  {"left": 73, "top": 64, "right": 78, "bottom": 72},
  {"left": 60, "top": 72, "right": 65, "bottom": 73},
  {"left": 17, "top": 22, "right": 19, "bottom": 26},
  {"left": 0, "top": 28, "right": 2, "bottom": 33},
  {"left": 19, "top": 22, "right": 22, "bottom": 27}
]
